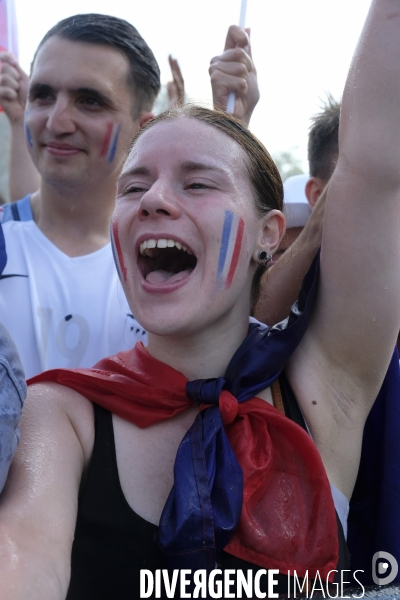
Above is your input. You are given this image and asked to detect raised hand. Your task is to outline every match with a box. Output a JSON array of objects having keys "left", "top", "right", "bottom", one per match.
[
  {"left": 167, "top": 55, "right": 185, "bottom": 109},
  {"left": 0, "top": 52, "right": 29, "bottom": 124},
  {"left": 209, "top": 25, "right": 259, "bottom": 126},
  {"left": 0, "top": 53, "right": 40, "bottom": 199}
]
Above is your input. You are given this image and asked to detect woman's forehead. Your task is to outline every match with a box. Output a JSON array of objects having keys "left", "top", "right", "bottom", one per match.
[{"left": 126, "top": 117, "right": 247, "bottom": 170}]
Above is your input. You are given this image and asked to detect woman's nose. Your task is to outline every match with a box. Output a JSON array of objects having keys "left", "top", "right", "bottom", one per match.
[{"left": 138, "top": 181, "right": 182, "bottom": 221}]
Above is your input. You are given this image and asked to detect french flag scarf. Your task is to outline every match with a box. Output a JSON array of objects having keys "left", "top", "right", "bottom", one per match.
[{"left": 29, "top": 253, "right": 400, "bottom": 582}]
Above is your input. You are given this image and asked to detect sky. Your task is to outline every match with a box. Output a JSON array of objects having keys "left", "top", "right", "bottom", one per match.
[{"left": 14, "top": 0, "right": 372, "bottom": 171}]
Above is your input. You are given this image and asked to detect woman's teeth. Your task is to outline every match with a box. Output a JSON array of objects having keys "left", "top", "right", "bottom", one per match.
[{"left": 139, "top": 239, "right": 193, "bottom": 256}]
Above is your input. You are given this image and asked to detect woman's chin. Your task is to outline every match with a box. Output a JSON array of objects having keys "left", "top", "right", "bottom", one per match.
[
  {"left": 141, "top": 316, "right": 194, "bottom": 339},
  {"left": 135, "top": 300, "right": 209, "bottom": 340}
]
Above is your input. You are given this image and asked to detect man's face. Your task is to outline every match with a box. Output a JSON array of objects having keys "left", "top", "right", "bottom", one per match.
[{"left": 26, "top": 36, "right": 140, "bottom": 191}]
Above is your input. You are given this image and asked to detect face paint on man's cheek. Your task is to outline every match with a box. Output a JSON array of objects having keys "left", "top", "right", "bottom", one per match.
[
  {"left": 110, "top": 221, "right": 127, "bottom": 283},
  {"left": 217, "top": 209, "right": 245, "bottom": 288},
  {"left": 24, "top": 112, "right": 33, "bottom": 148},
  {"left": 100, "top": 122, "right": 121, "bottom": 163}
]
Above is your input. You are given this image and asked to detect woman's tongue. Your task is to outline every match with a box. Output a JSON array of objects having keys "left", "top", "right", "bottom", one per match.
[{"left": 146, "top": 268, "right": 192, "bottom": 285}]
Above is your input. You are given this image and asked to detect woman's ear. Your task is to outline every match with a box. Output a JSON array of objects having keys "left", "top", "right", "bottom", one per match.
[{"left": 252, "top": 209, "right": 286, "bottom": 263}]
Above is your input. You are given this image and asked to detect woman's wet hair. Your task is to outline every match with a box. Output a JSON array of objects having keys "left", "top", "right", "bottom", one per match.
[{"left": 131, "top": 104, "right": 284, "bottom": 306}]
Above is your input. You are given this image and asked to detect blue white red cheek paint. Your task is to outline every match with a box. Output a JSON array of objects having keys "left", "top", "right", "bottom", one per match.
[
  {"left": 24, "top": 112, "right": 33, "bottom": 148},
  {"left": 100, "top": 122, "right": 121, "bottom": 163},
  {"left": 217, "top": 210, "right": 245, "bottom": 287},
  {"left": 110, "top": 221, "right": 127, "bottom": 283}
]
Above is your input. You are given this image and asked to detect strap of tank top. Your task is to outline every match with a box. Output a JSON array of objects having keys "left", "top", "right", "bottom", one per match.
[{"left": 271, "top": 379, "right": 285, "bottom": 416}]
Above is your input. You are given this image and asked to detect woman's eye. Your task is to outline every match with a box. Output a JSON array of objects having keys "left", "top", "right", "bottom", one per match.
[
  {"left": 124, "top": 185, "right": 146, "bottom": 195},
  {"left": 188, "top": 182, "right": 210, "bottom": 189}
]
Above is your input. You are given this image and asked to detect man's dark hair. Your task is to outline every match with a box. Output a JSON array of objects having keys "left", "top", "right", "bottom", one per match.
[
  {"left": 308, "top": 95, "right": 340, "bottom": 182},
  {"left": 32, "top": 14, "right": 160, "bottom": 119}
]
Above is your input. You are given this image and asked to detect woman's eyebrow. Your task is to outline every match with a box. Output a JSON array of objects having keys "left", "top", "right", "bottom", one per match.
[
  {"left": 118, "top": 161, "right": 229, "bottom": 183},
  {"left": 180, "top": 161, "right": 227, "bottom": 175},
  {"left": 118, "top": 165, "right": 151, "bottom": 182}
]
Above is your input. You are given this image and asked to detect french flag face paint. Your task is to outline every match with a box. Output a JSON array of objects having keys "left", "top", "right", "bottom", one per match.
[
  {"left": 24, "top": 112, "right": 33, "bottom": 148},
  {"left": 217, "top": 210, "right": 245, "bottom": 287},
  {"left": 101, "top": 122, "right": 121, "bottom": 163},
  {"left": 110, "top": 221, "right": 127, "bottom": 283}
]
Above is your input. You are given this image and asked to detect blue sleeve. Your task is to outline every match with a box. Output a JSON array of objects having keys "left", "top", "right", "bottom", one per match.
[{"left": 0, "top": 322, "right": 26, "bottom": 492}]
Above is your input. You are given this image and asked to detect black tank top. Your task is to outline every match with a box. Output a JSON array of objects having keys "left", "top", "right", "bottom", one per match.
[{"left": 66, "top": 373, "right": 350, "bottom": 600}]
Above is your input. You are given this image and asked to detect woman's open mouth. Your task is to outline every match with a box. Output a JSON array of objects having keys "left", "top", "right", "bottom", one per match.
[{"left": 138, "top": 238, "right": 197, "bottom": 285}]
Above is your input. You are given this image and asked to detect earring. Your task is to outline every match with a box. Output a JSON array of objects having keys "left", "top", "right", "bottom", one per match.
[{"left": 258, "top": 250, "right": 272, "bottom": 266}]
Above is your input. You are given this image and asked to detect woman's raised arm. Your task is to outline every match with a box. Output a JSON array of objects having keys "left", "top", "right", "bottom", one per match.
[{"left": 288, "top": 0, "right": 400, "bottom": 496}]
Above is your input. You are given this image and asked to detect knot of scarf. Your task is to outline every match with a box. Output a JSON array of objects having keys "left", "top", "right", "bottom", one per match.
[{"left": 187, "top": 377, "right": 239, "bottom": 423}]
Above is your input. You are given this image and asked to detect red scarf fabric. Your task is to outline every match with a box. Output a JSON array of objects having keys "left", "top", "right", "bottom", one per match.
[{"left": 29, "top": 341, "right": 338, "bottom": 579}]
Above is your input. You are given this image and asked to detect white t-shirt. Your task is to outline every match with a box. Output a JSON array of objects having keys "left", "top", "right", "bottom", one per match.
[{"left": 0, "top": 220, "right": 147, "bottom": 379}]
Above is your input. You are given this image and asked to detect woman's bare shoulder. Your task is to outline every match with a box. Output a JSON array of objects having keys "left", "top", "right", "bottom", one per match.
[{"left": 27, "top": 381, "right": 95, "bottom": 467}]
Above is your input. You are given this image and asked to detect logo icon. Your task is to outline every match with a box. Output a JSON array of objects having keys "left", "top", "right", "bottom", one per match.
[{"left": 372, "top": 551, "right": 398, "bottom": 585}]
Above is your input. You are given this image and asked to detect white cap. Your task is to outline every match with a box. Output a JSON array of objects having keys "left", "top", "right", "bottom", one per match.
[{"left": 283, "top": 174, "right": 311, "bottom": 228}]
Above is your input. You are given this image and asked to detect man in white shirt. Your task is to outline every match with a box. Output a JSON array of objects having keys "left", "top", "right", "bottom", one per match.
[{"left": 0, "top": 14, "right": 159, "bottom": 377}]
